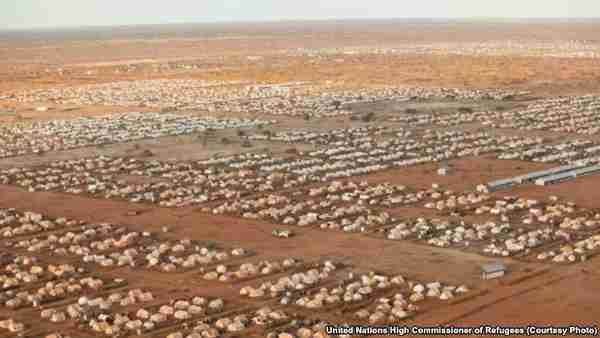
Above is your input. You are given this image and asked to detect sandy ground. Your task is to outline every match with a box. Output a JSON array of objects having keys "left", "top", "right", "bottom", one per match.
[
  {"left": 2, "top": 21, "right": 600, "bottom": 96},
  {"left": 0, "top": 182, "right": 543, "bottom": 335},
  {"left": 2, "top": 20, "right": 600, "bottom": 336}
]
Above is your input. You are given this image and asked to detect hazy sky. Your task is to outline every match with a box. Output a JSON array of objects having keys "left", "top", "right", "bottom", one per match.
[{"left": 2, "top": 0, "right": 600, "bottom": 29}]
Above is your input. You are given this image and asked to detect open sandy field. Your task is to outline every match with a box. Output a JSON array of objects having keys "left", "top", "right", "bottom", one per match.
[{"left": 1, "top": 20, "right": 600, "bottom": 338}]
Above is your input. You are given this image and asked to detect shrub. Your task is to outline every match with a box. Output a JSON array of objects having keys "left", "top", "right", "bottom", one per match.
[{"left": 361, "top": 112, "right": 376, "bottom": 122}]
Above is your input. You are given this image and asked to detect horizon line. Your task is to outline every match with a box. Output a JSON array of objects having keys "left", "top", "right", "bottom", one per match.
[{"left": 3, "top": 16, "right": 600, "bottom": 32}]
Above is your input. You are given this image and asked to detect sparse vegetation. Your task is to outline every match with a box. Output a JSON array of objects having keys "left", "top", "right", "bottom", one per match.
[
  {"left": 2, "top": 20, "right": 600, "bottom": 336},
  {"left": 361, "top": 112, "right": 376, "bottom": 122}
]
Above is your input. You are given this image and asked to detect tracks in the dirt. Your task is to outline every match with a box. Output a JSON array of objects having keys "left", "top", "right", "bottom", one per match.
[{"left": 414, "top": 268, "right": 575, "bottom": 326}]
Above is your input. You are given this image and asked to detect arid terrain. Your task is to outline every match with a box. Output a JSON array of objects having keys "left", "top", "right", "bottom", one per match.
[{"left": 1, "top": 20, "right": 600, "bottom": 338}]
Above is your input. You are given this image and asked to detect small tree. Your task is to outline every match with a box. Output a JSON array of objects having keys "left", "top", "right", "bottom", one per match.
[
  {"left": 361, "top": 112, "right": 375, "bottom": 122},
  {"left": 141, "top": 149, "right": 154, "bottom": 157},
  {"left": 263, "top": 130, "right": 273, "bottom": 139}
]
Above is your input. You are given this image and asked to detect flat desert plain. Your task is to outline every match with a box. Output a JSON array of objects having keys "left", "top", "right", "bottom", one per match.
[{"left": 0, "top": 20, "right": 600, "bottom": 338}]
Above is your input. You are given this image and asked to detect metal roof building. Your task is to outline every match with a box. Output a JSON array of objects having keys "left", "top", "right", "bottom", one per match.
[
  {"left": 513, "top": 164, "right": 583, "bottom": 184},
  {"left": 573, "top": 164, "right": 600, "bottom": 177},
  {"left": 481, "top": 262, "right": 506, "bottom": 280},
  {"left": 535, "top": 171, "right": 575, "bottom": 186},
  {"left": 535, "top": 164, "right": 600, "bottom": 186},
  {"left": 483, "top": 164, "right": 584, "bottom": 192},
  {"left": 486, "top": 177, "right": 517, "bottom": 191}
]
